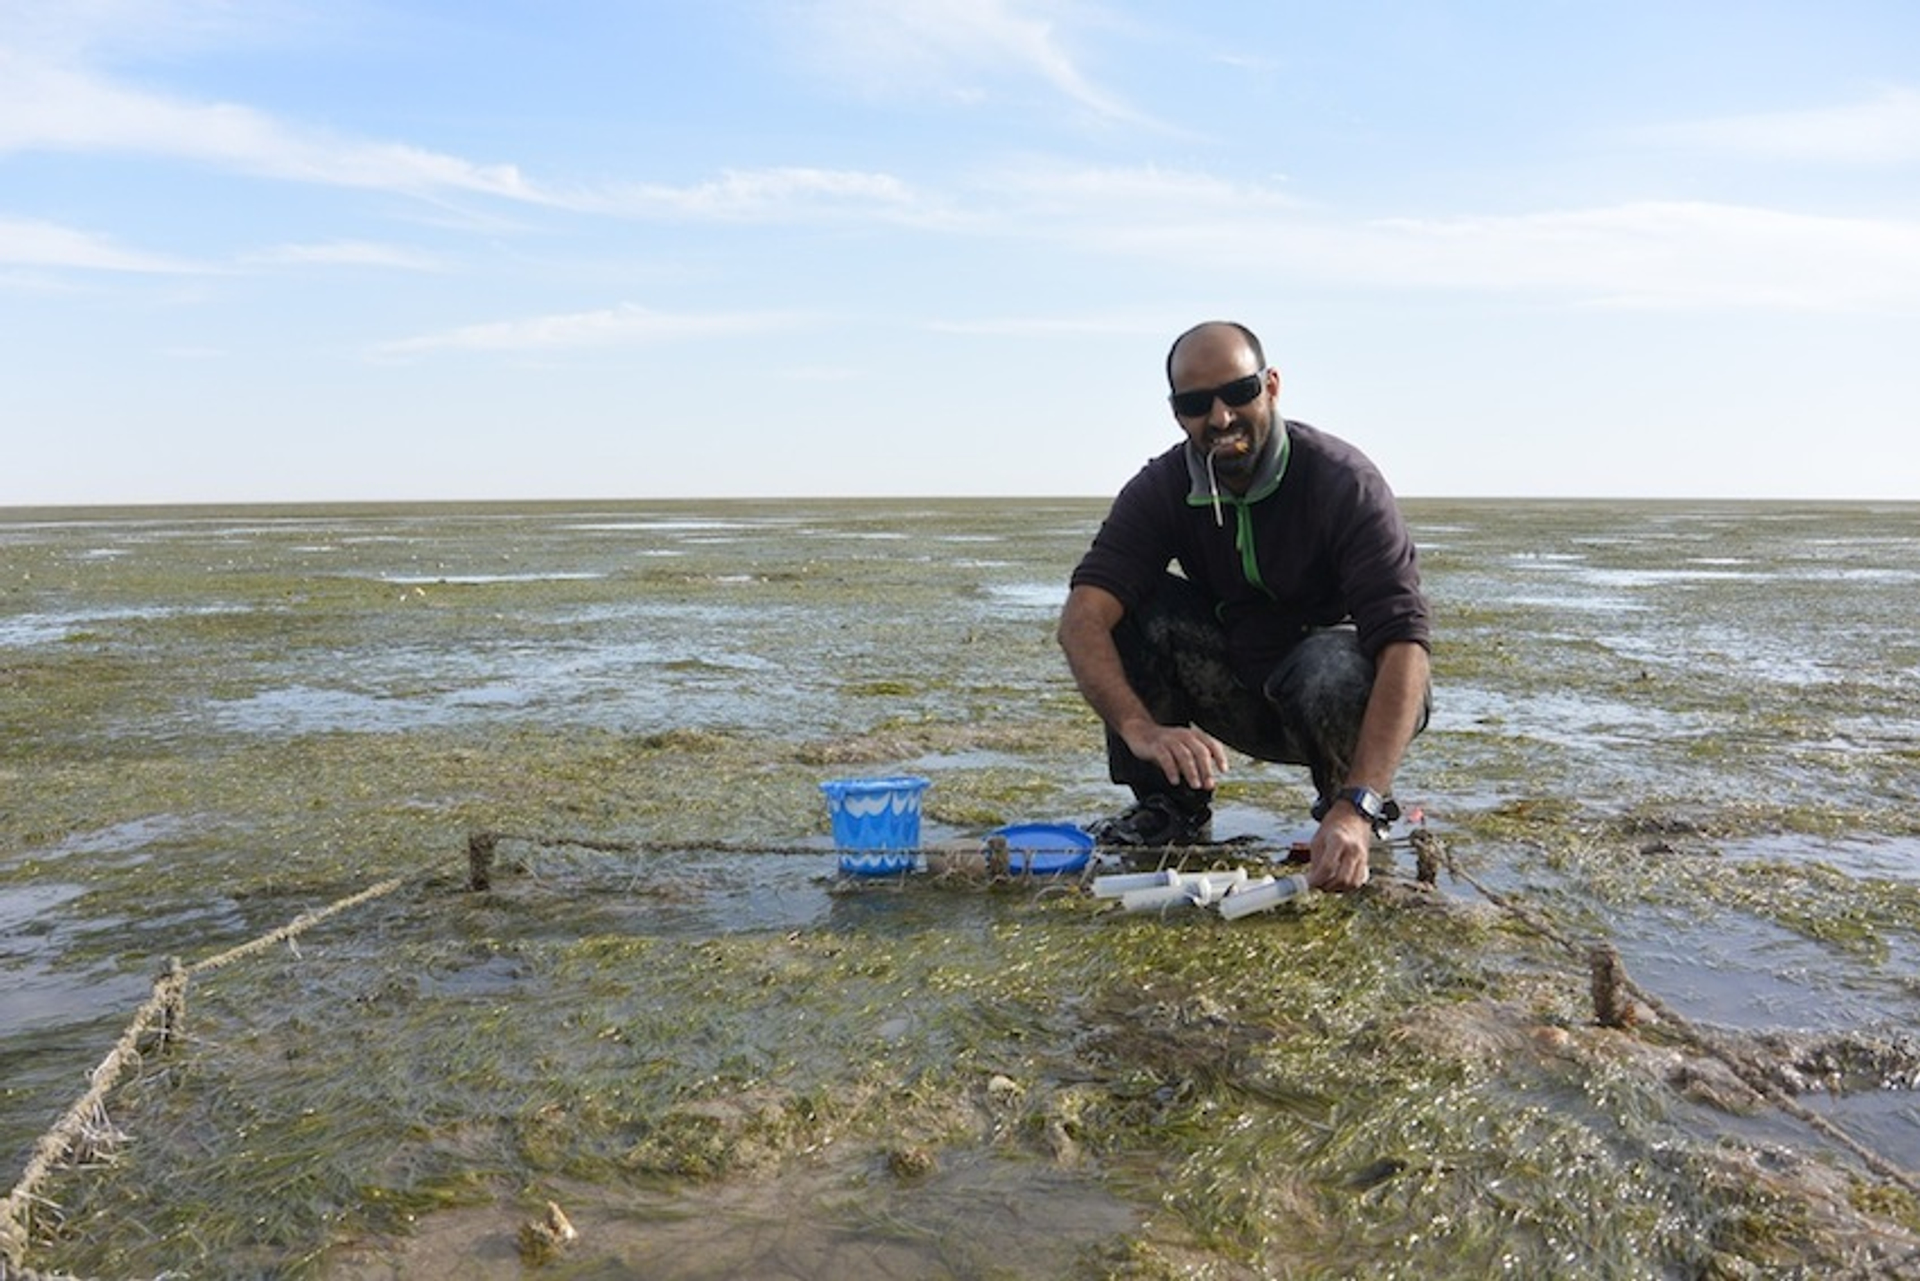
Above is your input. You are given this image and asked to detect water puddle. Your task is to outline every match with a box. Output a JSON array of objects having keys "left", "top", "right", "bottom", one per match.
[
  {"left": 323, "top": 1153, "right": 1140, "bottom": 1280},
  {"left": 0, "top": 884, "right": 152, "bottom": 1035},
  {"left": 0, "top": 881, "right": 86, "bottom": 931},
  {"left": 1612, "top": 906, "right": 1890, "bottom": 1032},
  {"left": 1436, "top": 684, "right": 1703, "bottom": 749},
  {"left": 1725, "top": 833, "right": 1920, "bottom": 883},
  {"left": 0, "top": 954, "right": 151, "bottom": 1036}
]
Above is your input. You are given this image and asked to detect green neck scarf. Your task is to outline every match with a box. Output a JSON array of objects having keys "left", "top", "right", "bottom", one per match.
[{"left": 1183, "top": 423, "right": 1292, "bottom": 597}]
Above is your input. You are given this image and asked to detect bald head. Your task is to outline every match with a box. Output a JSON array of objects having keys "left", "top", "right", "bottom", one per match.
[{"left": 1166, "top": 321, "right": 1266, "bottom": 389}]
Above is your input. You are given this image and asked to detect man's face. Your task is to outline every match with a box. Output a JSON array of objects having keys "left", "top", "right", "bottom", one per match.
[{"left": 1167, "top": 332, "right": 1279, "bottom": 492}]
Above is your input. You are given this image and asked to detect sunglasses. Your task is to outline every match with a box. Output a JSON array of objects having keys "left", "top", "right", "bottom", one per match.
[{"left": 1168, "top": 371, "right": 1265, "bottom": 418}]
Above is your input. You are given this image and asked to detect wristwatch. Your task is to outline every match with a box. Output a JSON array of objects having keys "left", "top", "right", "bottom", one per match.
[{"left": 1313, "top": 786, "right": 1399, "bottom": 833}]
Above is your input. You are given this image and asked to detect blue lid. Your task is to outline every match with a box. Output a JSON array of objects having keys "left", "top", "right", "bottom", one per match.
[{"left": 986, "top": 822, "right": 1094, "bottom": 874}]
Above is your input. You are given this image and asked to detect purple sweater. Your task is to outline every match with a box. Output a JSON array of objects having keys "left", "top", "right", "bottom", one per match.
[{"left": 1070, "top": 420, "right": 1430, "bottom": 685}]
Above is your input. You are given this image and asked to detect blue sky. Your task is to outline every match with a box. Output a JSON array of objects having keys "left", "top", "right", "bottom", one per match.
[{"left": 4, "top": 1, "right": 1918, "bottom": 505}]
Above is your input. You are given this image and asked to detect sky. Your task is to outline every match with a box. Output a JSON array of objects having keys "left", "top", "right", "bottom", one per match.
[{"left": 4, "top": 0, "right": 1919, "bottom": 506}]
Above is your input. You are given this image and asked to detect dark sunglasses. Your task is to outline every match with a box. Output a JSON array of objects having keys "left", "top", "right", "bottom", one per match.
[{"left": 1168, "top": 371, "right": 1265, "bottom": 418}]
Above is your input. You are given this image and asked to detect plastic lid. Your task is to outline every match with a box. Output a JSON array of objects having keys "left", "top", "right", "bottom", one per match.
[{"left": 986, "top": 822, "right": 1094, "bottom": 874}]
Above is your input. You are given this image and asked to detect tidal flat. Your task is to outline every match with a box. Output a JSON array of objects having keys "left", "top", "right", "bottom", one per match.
[{"left": 2, "top": 497, "right": 1918, "bottom": 1278}]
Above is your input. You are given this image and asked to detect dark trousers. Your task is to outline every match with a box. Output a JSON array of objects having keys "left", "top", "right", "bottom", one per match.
[{"left": 1105, "top": 574, "right": 1428, "bottom": 806}]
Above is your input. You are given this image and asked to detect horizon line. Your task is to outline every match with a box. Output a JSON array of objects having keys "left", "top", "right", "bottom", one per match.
[{"left": 4, "top": 492, "right": 1915, "bottom": 516}]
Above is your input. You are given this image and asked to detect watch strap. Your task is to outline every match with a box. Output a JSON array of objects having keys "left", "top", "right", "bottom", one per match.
[{"left": 1313, "top": 787, "right": 1400, "bottom": 833}]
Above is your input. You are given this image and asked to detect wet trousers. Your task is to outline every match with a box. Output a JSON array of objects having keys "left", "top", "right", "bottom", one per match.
[{"left": 1104, "top": 573, "right": 1428, "bottom": 808}]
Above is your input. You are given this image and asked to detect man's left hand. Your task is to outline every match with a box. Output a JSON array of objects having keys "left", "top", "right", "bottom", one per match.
[{"left": 1307, "top": 810, "right": 1372, "bottom": 892}]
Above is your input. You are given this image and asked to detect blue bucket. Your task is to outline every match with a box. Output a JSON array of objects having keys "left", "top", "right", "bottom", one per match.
[{"left": 820, "top": 775, "right": 929, "bottom": 875}]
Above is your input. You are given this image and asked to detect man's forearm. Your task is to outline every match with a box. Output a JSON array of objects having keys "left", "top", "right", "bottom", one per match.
[
  {"left": 1343, "top": 641, "right": 1430, "bottom": 794},
  {"left": 1057, "top": 591, "right": 1154, "bottom": 739}
]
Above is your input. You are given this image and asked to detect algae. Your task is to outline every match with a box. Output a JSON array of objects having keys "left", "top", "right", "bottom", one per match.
[{"left": 4, "top": 499, "right": 1919, "bottom": 1278}]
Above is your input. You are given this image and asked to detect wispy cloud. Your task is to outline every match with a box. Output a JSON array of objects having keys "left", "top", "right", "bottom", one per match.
[
  {"left": 975, "top": 164, "right": 1920, "bottom": 313},
  {"left": 1358, "top": 201, "right": 1920, "bottom": 311},
  {"left": 0, "top": 41, "right": 945, "bottom": 227},
  {"left": 0, "top": 47, "right": 553, "bottom": 204},
  {"left": 588, "top": 166, "right": 951, "bottom": 224},
  {"left": 374, "top": 303, "right": 809, "bottom": 358},
  {"left": 0, "top": 0, "right": 307, "bottom": 64},
  {"left": 927, "top": 313, "right": 1164, "bottom": 337},
  {"left": 1641, "top": 87, "right": 1920, "bottom": 164},
  {"left": 0, "top": 215, "right": 200, "bottom": 272},
  {"left": 240, "top": 240, "right": 449, "bottom": 271},
  {"left": 979, "top": 159, "right": 1301, "bottom": 221},
  {"left": 792, "top": 0, "right": 1152, "bottom": 126}
]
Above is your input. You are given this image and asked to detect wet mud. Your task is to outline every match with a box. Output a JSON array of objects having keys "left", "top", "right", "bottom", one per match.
[{"left": 3, "top": 498, "right": 1919, "bottom": 1278}]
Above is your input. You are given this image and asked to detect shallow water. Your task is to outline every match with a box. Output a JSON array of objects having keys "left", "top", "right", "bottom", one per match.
[{"left": 3, "top": 498, "right": 1919, "bottom": 1277}]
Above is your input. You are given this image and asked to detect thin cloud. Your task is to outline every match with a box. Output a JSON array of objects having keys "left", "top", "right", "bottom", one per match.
[
  {"left": 241, "top": 240, "right": 449, "bottom": 271},
  {"left": 793, "top": 0, "right": 1153, "bottom": 126},
  {"left": 1642, "top": 87, "right": 1920, "bottom": 164},
  {"left": 1, "top": 44, "right": 939, "bottom": 224},
  {"left": 0, "top": 0, "right": 305, "bottom": 64},
  {"left": 375, "top": 303, "right": 808, "bottom": 358},
  {"left": 0, "top": 215, "right": 200, "bottom": 272},
  {"left": 977, "top": 158, "right": 1300, "bottom": 215},
  {"left": 927, "top": 313, "right": 1163, "bottom": 337},
  {"left": 0, "top": 51, "right": 554, "bottom": 204},
  {"left": 975, "top": 163, "right": 1920, "bottom": 313},
  {"left": 589, "top": 166, "right": 951, "bottom": 225},
  {"left": 1360, "top": 202, "right": 1920, "bottom": 312}
]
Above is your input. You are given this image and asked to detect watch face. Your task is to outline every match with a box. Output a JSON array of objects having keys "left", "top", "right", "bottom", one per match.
[{"left": 1345, "top": 788, "right": 1382, "bottom": 821}]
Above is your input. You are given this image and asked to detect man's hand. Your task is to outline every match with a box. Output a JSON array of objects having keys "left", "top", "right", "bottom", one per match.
[
  {"left": 1307, "top": 808, "right": 1372, "bottom": 891},
  {"left": 1305, "top": 640, "right": 1429, "bottom": 892},
  {"left": 1120, "top": 721, "right": 1230, "bottom": 792},
  {"left": 1060, "top": 584, "right": 1230, "bottom": 790}
]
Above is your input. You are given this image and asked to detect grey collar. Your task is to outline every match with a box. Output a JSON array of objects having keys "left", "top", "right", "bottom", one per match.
[{"left": 1182, "top": 419, "right": 1291, "bottom": 508}]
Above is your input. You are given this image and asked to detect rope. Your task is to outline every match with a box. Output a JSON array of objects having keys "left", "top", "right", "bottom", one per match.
[
  {"left": 0, "top": 868, "right": 423, "bottom": 1270},
  {"left": 1432, "top": 831, "right": 1920, "bottom": 1199},
  {"left": 0, "top": 822, "right": 1394, "bottom": 1268},
  {"left": 0, "top": 971, "right": 187, "bottom": 1268},
  {"left": 186, "top": 876, "right": 408, "bottom": 977},
  {"left": 8, "top": 826, "right": 1914, "bottom": 1273}
]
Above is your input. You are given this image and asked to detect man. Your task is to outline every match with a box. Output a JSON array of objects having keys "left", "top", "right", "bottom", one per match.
[{"left": 1057, "top": 321, "right": 1431, "bottom": 892}]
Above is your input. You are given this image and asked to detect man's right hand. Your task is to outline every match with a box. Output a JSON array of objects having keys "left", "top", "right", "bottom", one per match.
[
  {"left": 1120, "top": 720, "right": 1231, "bottom": 791},
  {"left": 1060, "top": 584, "right": 1229, "bottom": 790}
]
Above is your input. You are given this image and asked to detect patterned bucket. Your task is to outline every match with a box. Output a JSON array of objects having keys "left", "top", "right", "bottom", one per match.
[{"left": 819, "top": 775, "right": 929, "bottom": 874}]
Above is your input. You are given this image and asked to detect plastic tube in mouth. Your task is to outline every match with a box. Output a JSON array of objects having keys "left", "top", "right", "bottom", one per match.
[{"left": 1205, "top": 446, "right": 1225, "bottom": 527}]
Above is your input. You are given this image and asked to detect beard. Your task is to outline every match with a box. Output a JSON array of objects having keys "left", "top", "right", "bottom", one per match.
[{"left": 1204, "top": 406, "right": 1274, "bottom": 480}]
